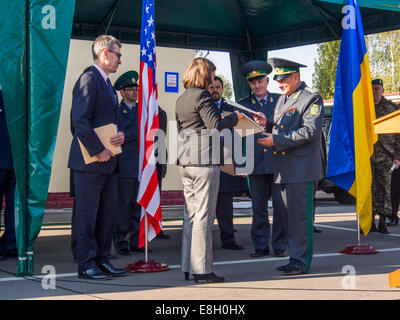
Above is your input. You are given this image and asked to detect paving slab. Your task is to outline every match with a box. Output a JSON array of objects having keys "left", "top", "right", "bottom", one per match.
[{"left": 1, "top": 200, "right": 400, "bottom": 303}]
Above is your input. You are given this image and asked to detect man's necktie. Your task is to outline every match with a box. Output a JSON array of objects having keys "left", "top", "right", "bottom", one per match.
[
  {"left": 106, "top": 78, "right": 117, "bottom": 106},
  {"left": 260, "top": 98, "right": 266, "bottom": 106}
]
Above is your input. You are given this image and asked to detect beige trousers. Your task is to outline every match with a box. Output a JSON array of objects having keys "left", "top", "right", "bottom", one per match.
[{"left": 179, "top": 166, "right": 220, "bottom": 275}]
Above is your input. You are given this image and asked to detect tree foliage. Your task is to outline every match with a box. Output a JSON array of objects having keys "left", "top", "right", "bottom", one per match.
[
  {"left": 367, "top": 31, "right": 400, "bottom": 93},
  {"left": 313, "top": 30, "right": 400, "bottom": 99},
  {"left": 312, "top": 40, "right": 340, "bottom": 100},
  {"left": 217, "top": 74, "right": 233, "bottom": 99}
]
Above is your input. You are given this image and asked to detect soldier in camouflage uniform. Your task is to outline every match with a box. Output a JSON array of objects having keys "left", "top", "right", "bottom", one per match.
[{"left": 370, "top": 79, "right": 400, "bottom": 234}]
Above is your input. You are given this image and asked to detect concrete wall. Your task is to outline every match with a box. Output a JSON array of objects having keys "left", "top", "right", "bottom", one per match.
[{"left": 49, "top": 39, "right": 195, "bottom": 193}]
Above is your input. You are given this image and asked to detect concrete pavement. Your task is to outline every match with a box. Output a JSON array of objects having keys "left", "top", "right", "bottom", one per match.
[{"left": 1, "top": 196, "right": 400, "bottom": 302}]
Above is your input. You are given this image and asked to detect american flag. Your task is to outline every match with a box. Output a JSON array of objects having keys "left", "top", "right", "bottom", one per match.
[{"left": 137, "top": 0, "right": 162, "bottom": 248}]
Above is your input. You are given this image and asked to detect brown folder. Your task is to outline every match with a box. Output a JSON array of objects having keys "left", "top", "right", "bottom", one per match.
[
  {"left": 78, "top": 123, "right": 122, "bottom": 164},
  {"left": 222, "top": 112, "right": 264, "bottom": 137}
]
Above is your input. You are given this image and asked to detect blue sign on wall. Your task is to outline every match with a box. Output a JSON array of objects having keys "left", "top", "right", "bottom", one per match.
[{"left": 165, "top": 72, "right": 179, "bottom": 93}]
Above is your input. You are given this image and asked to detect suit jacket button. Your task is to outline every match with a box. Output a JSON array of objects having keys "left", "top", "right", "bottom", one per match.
[
  {"left": 282, "top": 152, "right": 285, "bottom": 155},
  {"left": 280, "top": 125, "right": 284, "bottom": 128},
  {"left": 273, "top": 151, "right": 277, "bottom": 155},
  {"left": 273, "top": 125, "right": 276, "bottom": 129},
  {"left": 264, "top": 149, "right": 267, "bottom": 152}
]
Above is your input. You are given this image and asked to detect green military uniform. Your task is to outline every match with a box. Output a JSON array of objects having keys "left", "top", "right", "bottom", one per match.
[
  {"left": 371, "top": 96, "right": 400, "bottom": 228},
  {"left": 267, "top": 58, "right": 324, "bottom": 275}
]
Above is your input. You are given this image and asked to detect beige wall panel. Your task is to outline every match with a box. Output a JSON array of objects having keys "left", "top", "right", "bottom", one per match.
[{"left": 49, "top": 39, "right": 194, "bottom": 192}]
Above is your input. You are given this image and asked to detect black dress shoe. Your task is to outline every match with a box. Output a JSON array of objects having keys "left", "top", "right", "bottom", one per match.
[
  {"left": 193, "top": 273, "right": 225, "bottom": 283},
  {"left": 130, "top": 247, "right": 152, "bottom": 253},
  {"left": 250, "top": 249, "right": 269, "bottom": 258},
  {"left": 387, "top": 217, "right": 399, "bottom": 226},
  {"left": 221, "top": 243, "right": 244, "bottom": 250},
  {"left": 276, "top": 263, "right": 290, "bottom": 271},
  {"left": 116, "top": 248, "right": 130, "bottom": 256},
  {"left": 6, "top": 249, "right": 18, "bottom": 258},
  {"left": 78, "top": 266, "right": 112, "bottom": 280},
  {"left": 282, "top": 266, "right": 306, "bottom": 276},
  {"left": 0, "top": 253, "right": 6, "bottom": 261},
  {"left": 313, "top": 227, "right": 322, "bottom": 233},
  {"left": 378, "top": 219, "right": 390, "bottom": 234},
  {"left": 97, "top": 262, "right": 126, "bottom": 277},
  {"left": 156, "top": 231, "right": 170, "bottom": 239}
]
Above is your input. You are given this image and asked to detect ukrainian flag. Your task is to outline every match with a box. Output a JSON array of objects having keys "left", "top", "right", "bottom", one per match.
[{"left": 326, "top": 0, "right": 377, "bottom": 236}]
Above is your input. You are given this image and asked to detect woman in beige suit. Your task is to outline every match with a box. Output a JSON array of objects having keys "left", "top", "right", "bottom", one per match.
[{"left": 175, "top": 58, "right": 243, "bottom": 283}]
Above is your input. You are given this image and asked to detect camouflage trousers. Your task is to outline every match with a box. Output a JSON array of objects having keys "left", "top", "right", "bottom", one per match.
[{"left": 371, "top": 159, "right": 392, "bottom": 218}]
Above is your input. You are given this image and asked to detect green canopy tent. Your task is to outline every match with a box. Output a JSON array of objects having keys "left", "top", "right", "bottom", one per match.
[
  {"left": 72, "top": 0, "right": 400, "bottom": 99},
  {"left": 0, "top": 1, "right": 75, "bottom": 276},
  {"left": 0, "top": 0, "right": 399, "bottom": 276}
]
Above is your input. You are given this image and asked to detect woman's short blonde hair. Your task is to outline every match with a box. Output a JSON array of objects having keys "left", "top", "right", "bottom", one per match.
[{"left": 183, "top": 57, "right": 216, "bottom": 89}]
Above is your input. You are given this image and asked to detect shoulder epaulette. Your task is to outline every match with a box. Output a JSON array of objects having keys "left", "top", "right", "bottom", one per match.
[{"left": 305, "top": 87, "right": 319, "bottom": 94}]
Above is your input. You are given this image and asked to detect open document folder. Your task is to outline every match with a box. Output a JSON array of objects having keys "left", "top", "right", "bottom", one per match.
[
  {"left": 223, "top": 99, "right": 265, "bottom": 137},
  {"left": 78, "top": 123, "right": 122, "bottom": 164},
  {"left": 222, "top": 111, "right": 264, "bottom": 138}
]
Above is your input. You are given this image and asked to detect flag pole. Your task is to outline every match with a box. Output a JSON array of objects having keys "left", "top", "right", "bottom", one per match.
[
  {"left": 124, "top": 207, "right": 169, "bottom": 273},
  {"left": 124, "top": 0, "right": 169, "bottom": 274},
  {"left": 357, "top": 211, "right": 360, "bottom": 246},
  {"left": 144, "top": 210, "right": 148, "bottom": 263},
  {"left": 340, "top": 206, "right": 378, "bottom": 255}
]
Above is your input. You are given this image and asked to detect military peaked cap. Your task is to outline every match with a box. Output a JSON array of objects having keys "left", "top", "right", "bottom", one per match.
[
  {"left": 268, "top": 57, "right": 307, "bottom": 81},
  {"left": 114, "top": 70, "right": 139, "bottom": 90},
  {"left": 372, "top": 78, "right": 383, "bottom": 86},
  {"left": 240, "top": 60, "right": 272, "bottom": 81}
]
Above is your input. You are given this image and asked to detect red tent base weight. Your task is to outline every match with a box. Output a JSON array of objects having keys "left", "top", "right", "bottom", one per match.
[
  {"left": 125, "top": 260, "right": 170, "bottom": 273},
  {"left": 340, "top": 244, "right": 379, "bottom": 255}
]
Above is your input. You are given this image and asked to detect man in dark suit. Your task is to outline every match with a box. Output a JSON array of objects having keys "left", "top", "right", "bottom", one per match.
[
  {"left": 68, "top": 35, "right": 126, "bottom": 280},
  {"left": 209, "top": 76, "right": 244, "bottom": 250},
  {"left": 238, "top": 61, "right": 287, "bottom": 258},
  {"left": 0, "top": 86, "right": 17, "bottom": 261}
]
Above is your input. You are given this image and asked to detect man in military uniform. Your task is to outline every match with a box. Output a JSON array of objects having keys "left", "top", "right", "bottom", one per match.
[
  {"left": 209, "top": 76, "right": 244, "bottom": 250},
  {"left": 0, "top": 86, "right": 17, "bottom": 261},
  {"left": 257, "top": 58, "right": 324, "bottom": 276},
  {"left": 370, "top": 78, "right": 400, "bottom": 233},
  {"left": 113, "top": 71, "right": 146, "bottom": 254},
  {"left": 238, "top": 60, "right": 287, "bottom": 258}
]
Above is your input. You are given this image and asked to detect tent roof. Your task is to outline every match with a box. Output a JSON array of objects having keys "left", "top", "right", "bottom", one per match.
[{"left": 72, "top": 0, "right": 400, "bottom": 52}]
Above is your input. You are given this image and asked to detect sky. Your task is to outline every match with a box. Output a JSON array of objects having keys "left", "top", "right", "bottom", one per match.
[{"left": 205, "top": 44, "right": 319, "bottom": 96}]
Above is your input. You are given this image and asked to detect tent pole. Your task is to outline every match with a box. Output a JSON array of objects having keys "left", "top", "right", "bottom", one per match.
[{"left": 104, "top": 0, "right": 120, "bottom": 35}]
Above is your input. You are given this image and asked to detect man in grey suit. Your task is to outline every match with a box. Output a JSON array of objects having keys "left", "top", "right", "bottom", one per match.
[
  {"left": 257, "top": 58, "right": 324, "bottom": 276},
  {"left": 238, "top": 60, "right": 287, "bottom": 258}
]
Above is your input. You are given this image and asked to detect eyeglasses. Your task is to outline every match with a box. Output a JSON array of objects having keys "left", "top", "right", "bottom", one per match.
[{"left": 108, "top": 49, "right": 122, "bottom": 59}]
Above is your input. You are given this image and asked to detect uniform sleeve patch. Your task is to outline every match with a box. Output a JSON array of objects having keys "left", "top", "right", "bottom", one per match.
[{"left": 310, "top": 104, "right": 321, "bottom": 116}]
